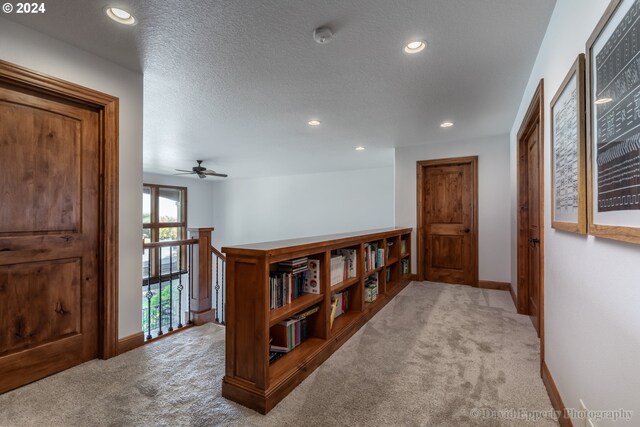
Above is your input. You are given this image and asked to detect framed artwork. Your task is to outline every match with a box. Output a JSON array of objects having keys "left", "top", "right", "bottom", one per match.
[
  {"left": 551, "top": 54, "right": 587, "bottom": 234},
  {"left": 586, "top": 0, "right": 640, "bottom": 244}
]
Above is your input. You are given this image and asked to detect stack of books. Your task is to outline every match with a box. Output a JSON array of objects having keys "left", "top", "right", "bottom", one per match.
[
  {"left": 365, "top": 273, "right": 379, "bottom": 303},
  {"left": 269, "top": 305, "right": 319, "bottom": 358},
  {"left": 401, "top": 258, "right": 410, "bottom": 275},
  {"left": 330, "top": 290, "right": 349, "bottom": 328},
  {"left": 364, "top": 243, "right": 384, "bottom": 271},
  {"left": 269, "top": 257, "right": 308, "bottom": 309},
  {"left": 330, "top": 255, "right": 345, "bottom": 286},
  {"left": 337, "top": 249, "right": 357, "bottom": 279},
  {"left": 386, "top": 240, "right": 394, "bottom": 258}
]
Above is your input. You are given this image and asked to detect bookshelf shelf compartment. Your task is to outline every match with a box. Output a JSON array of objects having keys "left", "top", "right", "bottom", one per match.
[
  {"left": 269, "top": 337, "right": 325, "bottom": 382},
  {"left": 330, "top": 276, "right": 360, "bottom": 294},
  {"left": 269, "top": 293, "right": 324, "bottom": 327},
  {"left": 330, "top": 310, "right": 360, "bottom": 336},
  {"left": 365, "top": 293, "right": 386, "bottom": 310},
  {"left": 222, "top": 227, "right": 412, "bottom": 414},
  {"left": 364, "top": 266, "right": 383, "bottom": 277}
]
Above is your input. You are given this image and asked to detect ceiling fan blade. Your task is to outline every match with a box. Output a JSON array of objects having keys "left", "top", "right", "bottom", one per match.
[
  {"left": 204, "top": 172, "right": 228, "bottom": 178},
  {"left": 173, "top": 172, "right": 194, "bottom": 175},
  {"left": 175, "top": 169, "right": 194, "bottom": 173},
  {"left": 197, "top": 172, "right": 206, "bottom": 179}
]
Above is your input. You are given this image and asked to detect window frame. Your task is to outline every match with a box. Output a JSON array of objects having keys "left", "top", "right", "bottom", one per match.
[{"left": 143, "top": 183, "right": 188, "bottom": 281}]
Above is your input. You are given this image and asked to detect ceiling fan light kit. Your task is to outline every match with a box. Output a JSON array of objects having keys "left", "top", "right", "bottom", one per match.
[{"left": 173, "top": 160, "right": 228, "bottom": 179}]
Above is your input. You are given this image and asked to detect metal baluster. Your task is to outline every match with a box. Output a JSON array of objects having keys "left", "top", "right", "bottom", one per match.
[
  {"left": 168, "top": 245, "right": 174, "bottom": 332},
  {"left": 215, "top": 255, "right": 220, "bottom": 323},
  {"left": 188, "top": 244, "right": 192, "bottom": 324},
  {"left": 221, "top": 259, "right": 225, "bottom": 325},
  {"left": 177, "top": 245, "right": 184, "bottom": 328},
  {"left": 145, "top": 248, "right": 153, "bottom": 340},
  {"left": 157, "top": 246, "right": 163, "bottom": 336}
]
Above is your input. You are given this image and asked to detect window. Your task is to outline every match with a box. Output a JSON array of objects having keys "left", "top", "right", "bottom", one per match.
[{"left": 142, "top": 184, "right": 187, "bottom": 279}]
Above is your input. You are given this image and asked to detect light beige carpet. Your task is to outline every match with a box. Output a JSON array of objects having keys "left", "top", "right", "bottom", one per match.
[{"left": 0, "top": 282, "right": 557, "bottom": 426}]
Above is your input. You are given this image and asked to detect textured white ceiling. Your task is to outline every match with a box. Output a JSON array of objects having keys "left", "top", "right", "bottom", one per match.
[{"left": 6, "top": 0, "right": 556, "bottom": 179}]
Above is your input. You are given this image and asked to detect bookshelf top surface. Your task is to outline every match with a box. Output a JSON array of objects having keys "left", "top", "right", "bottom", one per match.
[{"left": 223, "top": 227, "right": 412, "bottom": 256}]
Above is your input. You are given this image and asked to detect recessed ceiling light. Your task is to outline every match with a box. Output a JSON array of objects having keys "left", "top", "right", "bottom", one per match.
[
  {"left": 594, "top": 97, "right": 613, "bottom": 105},
  {"left": 105, "top": 7, "right": 136, "bottom": 25},
  {"left": 404, "top": 40, "right": 427, "bottom": 54},
  {"left": 308, "top": 120, "right": 321, "bottom": 126},
  {"left": 355, "top": 146, "right": 365, "bottom": 151},
  {"left": 440, "top": 121, "right": 454, "bottom": 128}
]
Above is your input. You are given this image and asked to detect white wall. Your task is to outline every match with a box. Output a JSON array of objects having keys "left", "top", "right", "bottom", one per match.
[
  {"left": 211, "top": 167, "right": 395, "bottom": 249},
  {"left": 0, "top": 18, "right": 144, "bottom": 339},
  {"left": 510, "top": 0, "right": 640, "bottom": 423},
  {"left": 395, "top": 135, "right": 511, "bottom": 283},
  {"left": 143, "top": 173, "right": 215, "bottom": 229}
]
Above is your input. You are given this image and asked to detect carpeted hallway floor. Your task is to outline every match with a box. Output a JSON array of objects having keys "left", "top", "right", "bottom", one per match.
[{"left": 0, "top": 282, "right": 557, "bottom": 426}]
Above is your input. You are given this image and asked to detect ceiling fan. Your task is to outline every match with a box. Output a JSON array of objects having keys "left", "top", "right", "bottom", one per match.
[{"left": 174, "top": 160, "right": 228, "bottom": 179}]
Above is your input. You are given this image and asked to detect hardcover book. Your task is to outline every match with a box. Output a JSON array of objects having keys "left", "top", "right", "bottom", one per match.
[{"left": 304, "top": 259, "right": 321, "bottom": 294}]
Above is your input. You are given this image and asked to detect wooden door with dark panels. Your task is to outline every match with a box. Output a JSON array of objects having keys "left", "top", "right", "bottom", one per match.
[
  {"left": 0, "top": 81, "right": 100, "bottom": 392},
  {"left": 418, "top": 157, "right": 478, "bottom": 286},
  {"left": 516, "top": 79, "right": 544, "bottom": 345}
]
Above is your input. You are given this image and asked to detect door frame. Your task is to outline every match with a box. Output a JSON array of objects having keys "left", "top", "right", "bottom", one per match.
[
  {"left": 416, "top": 156, "right": 479, "bottom": 285},
  {"left": 516, "top": 79, "right": 545, "bottom": 364},
  {"left": 0, "top": 60, "right": 120, "bottom": 359}
]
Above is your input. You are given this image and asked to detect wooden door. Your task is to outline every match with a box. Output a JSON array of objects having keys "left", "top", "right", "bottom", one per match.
[
  {"left": 420, "top": 158, "right": 478, "bottom": 285},
  {"left": 0, "top": 81, "right": 100, "bottom": 393},
  {"left": 527, "top": 126, "right": 541, "bottom": 334}
]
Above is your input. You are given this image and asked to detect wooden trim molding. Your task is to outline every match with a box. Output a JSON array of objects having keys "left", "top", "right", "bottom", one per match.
[
  {"left": 516, "top": 78, "right": 545, "bottom": 371},
  {"left": 0, "top": 59, "right": 120, "bottom": 360},
  {"left": 416, "top": 156, "right": 479, "bottom": 285},
  {"left": 542, "top": 361, "right": 573, "bottom": 427},
  {"left": 117, "top": 332, "right": 145, "bottom": 355},
  {"left": 509, "top": 283, "right": 518, "bottom": 310},
  {"left": 477, "top": 280, "right": 510, "bottom": 291}
]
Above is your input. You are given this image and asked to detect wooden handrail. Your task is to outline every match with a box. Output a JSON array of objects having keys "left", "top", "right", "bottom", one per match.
[
  {"left": 211, "top": 246, "right": 226, "bottom": 261},
  {"left": 143, "top": 238, "right": 199, "bottom": 249}
]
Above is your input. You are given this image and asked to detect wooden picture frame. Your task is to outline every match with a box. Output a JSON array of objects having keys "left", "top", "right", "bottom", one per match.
[
  {"left": 586, "top": 0, "right": 640, "bottom": 244},
  {"left": 551, "top": 54, "right": 587, "bottom": 234}
]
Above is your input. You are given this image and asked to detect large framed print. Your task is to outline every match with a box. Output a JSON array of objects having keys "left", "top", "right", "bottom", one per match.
[
  {"left": 586, "top": 0, "right": 640, "bottom": 244},
  {"left": 551, "top": 54, "right": 587, "bottom": 234}
]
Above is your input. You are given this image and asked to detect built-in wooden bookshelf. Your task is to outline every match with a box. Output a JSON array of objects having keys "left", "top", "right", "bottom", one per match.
[{"left": 222, "top": 227, "right": 413, "bottom": 414}]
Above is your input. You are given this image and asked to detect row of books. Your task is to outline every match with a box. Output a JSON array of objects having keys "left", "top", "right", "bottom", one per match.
[
  {"left": 364, "top": 243, "right": 384, "bottom": 271},
  {"left": 400, "top": 239, "right": 407, "bottom": 254},
  {"left": 330, "top": 290, "right": 349, "bottom": 328},
  {"left": 330, "top": 249, "right": 357, "bottom": 285},
  {"left": 401, "top": 258, "right": 410, "bottom": 275},
  {"left": 269, "top": 257, "right": 309, "bottom": 310},
  {"left": 269, "top": 305, "right": 320, "bottom": 356},
  {"left": 365, "top": 273, "right": 379, "bottom": 303},
  {"left": 270, "top": 271, "right": 307, "bottom": 310}
]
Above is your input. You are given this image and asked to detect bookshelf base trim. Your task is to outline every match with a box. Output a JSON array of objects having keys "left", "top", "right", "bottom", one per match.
[{"left": 221, "top": 275, "right": 412, "bottom": 414}]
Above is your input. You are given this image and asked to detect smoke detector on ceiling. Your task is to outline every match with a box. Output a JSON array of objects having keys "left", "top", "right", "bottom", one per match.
[{"left": 313, "top": 26, "right": 334, "bottom": 44}]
